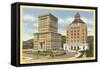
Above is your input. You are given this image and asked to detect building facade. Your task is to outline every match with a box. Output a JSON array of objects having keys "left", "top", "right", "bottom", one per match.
[
  {"left": 34, "top": 13, "right": 62, "bottom": 51},
  {"left": 64, "top": 13, "right": 89, "bottom": 51}
]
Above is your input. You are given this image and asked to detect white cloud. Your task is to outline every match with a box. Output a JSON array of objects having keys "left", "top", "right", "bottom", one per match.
[
  {"left": 22, "top": 34, "right": 33, "bottom": 41},
  {"left": 22, "top": 14, "right": 38, "bottom": 41},
  {"left": 81, "top": 17, "right": 88, "bottom": 23},
  {"left": 23, "top": 14, "right": 38, "bottom": 28},
  {"left": 58, "top": 18, "right": 64, "bottom": 24},
  {"left": 23, "top": 14, "right": 36, "bottom": 22},
  {"left": 32, "top": 22, "right": 38, "bottom": 28},
  {"left": 66, "top": 17, "right": 74, "bottom": 24},
  {"left": 58, "top": 17, "right": 74, "bottom": 35},
  {"left": 58, "top": 17, "right": 74, "bottom": 26},
  {"left": 58, "top": 29, "right": 66, "bottom": 35},
  {"left": 58, "top": 18, "right": 66, "bottom": 35},
  {"left": 58, "top": 16, "right": 94, "bottom": 36},
  {"left": 81, "top": 17, "right": 94, "bottom": 36}
]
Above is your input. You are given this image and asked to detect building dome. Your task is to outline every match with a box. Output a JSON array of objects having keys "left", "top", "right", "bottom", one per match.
[
  {"left": 75, "top": 13, "right": 80, "bottom": 18},
  {"left": 72, "top": 13, "right": 85, "bottom": 24}
]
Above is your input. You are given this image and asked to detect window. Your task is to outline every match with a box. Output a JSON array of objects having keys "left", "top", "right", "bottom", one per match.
[
  {"left": 77, "top": 46, "right": 79, "bottom": 50},
  {"left": 67, "top": 31, "right": 69, "bottom": 33},
  {"left": 83, "top": 46, "right": 85, "bottom": 49},
  {"left": 40, "top": 18, "right": 47, "bottom": 20},
  {"left": 74, "top": 40, "right": 76, "bottom": 42},
  {"left": 82, "top": 29, "right": 84, "bottom": 32},
  {"left": 40, "top": 42, "right": 43, "bottom": 48},
  {"left": 74, "top": 36, "right": 75, "bottom": 38},
  {"left": 74, "top": 30, "right": 76, "bottom": 32},
  {"left": 74, "top": 46, "right": 76, "bottom": 50},
  {"left": 71, "top": 46, "right": 73, "bottom": 50},
  {"left": 71, "top": 30, "right": 73, "bottom": 32},
  {"left": 77, "top": 33, "right": 79, "bottom": 35},
  {"left": 77, "top": 30, "right": 79, "bottom": 32},
  {"left": 67, "top": 33, "right": 68, "bottom": 35}
]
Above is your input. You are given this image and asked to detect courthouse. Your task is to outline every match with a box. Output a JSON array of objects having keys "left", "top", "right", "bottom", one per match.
[{"left": 34, "top": 13, "right": 62, "bottom": 51}]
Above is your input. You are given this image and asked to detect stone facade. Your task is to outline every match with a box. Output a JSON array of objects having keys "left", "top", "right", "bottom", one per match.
[{"left": 34, "top": 13, "right": 62, "bottom": 51}]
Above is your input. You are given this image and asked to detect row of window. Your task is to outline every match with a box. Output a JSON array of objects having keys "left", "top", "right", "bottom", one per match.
[
  {"left": 67, "top": 33, "right": 85, "bottom": 36},
  {"left": 70, "top": 46, "right": 85, "bottom": 50},
  {"left": 67, "top": 29, "right": 85, "bottom": 33},
  {"left": 39, "top": 17, "right": 48, "bottom": 20},
  {"left": 71, "top": 46, "right": 80, "bottom": 50},
  {"left": 68, "top": 36, "right": 86, "bottom": 38},
  {"left": 71, "top": 30, "right": 80, "bottom": 32},
  {"left": 67, "top": 39, "right": 86, "bottom": 42}
]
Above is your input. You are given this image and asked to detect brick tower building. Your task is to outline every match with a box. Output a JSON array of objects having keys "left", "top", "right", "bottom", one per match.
[{"left": 64, "top": 13, "right": 89, "bottom": 51}]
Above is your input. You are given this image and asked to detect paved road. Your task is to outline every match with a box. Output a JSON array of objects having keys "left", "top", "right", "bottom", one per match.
[{"left": 22, "top": 52, "right": 78, "bottom": 60}]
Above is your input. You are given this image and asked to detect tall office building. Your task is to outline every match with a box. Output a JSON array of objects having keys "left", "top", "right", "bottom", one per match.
[
  {"left": 65, "top": 13, "right": 89, "bottom": 51},
  {"left": 34, "top": 13, "right": 62, "bottom": 51}
]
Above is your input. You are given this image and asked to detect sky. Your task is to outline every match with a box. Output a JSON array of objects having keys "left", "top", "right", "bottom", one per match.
[{"left": 22, "top": 7, "right": 94, "bottom": 41}]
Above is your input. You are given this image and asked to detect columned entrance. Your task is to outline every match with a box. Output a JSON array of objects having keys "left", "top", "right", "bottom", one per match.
[{"left": 39, "top": 41, "right": 45, "bottom": 50}]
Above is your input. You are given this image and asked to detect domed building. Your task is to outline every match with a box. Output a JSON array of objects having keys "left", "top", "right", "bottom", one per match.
[{"left": 64, "top": 13, "right": 89, "bottom": 51}]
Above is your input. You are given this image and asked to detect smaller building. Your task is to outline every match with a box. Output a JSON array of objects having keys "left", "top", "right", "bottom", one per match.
[
  {"left": 23, "top": 39, "right": 34, "bottom": 49},
  {"left": 61, "top": 36, "right": 66, "bottom": 48}
]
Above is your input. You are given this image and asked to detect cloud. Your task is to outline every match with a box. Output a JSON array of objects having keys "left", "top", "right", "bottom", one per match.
[
  {"left": 58, "top": 18, "right": 64, "bottom": 24},
  {"left": 81, "top": 17, "right": 93, "bottom": 36},
  {"left": 58, "top": 16, "right": 94, "bottom": 36},
  {"left": 22, "top": 33, "right": 34, "bottom": 41},
  {"left": 66, "top": 17, "right": 74, "bottom": 24},
  {"left": 58, "top": 17, "right": 74, "bottom": 26},
  {"left": 58, "top": 17, "right": 74, "bottom": 35},
  {"left": 22, "top": 14, "right": 38, "bottom": 41},
  {"left": 58, "top": 18, "right": 66, "bottom": 35},
  {"left": 23, "top": 14, "right": 36, "bottom": 22},
  {"left": 23, "top": 14, "right": 38, "bottom": 28}
]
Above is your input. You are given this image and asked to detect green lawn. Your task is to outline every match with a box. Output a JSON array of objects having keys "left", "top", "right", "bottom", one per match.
[{"left": 32, "top": 51, "right": 66, "bottom": 57}]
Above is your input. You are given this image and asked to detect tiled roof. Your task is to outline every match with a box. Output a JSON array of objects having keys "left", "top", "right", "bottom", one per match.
[
  {"left": 72, "top": 13, "right": 85, "bottom": 24},
  {"left": 72, "top": 19, "right": 85, "bottom": 23}
]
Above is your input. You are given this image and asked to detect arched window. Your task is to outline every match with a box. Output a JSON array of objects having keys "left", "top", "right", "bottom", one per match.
[
  {"left": 71, "top": 46, "right": 73, "bottom": 50},
  {"left": 77, "top": 46, "right": 79, "bottom": 50},
  {"left": 74, "top": 46, "right": 76, "bottom": 50},
  {"left": 83, "top": 46, "right": 85, "bottom": 50}
]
